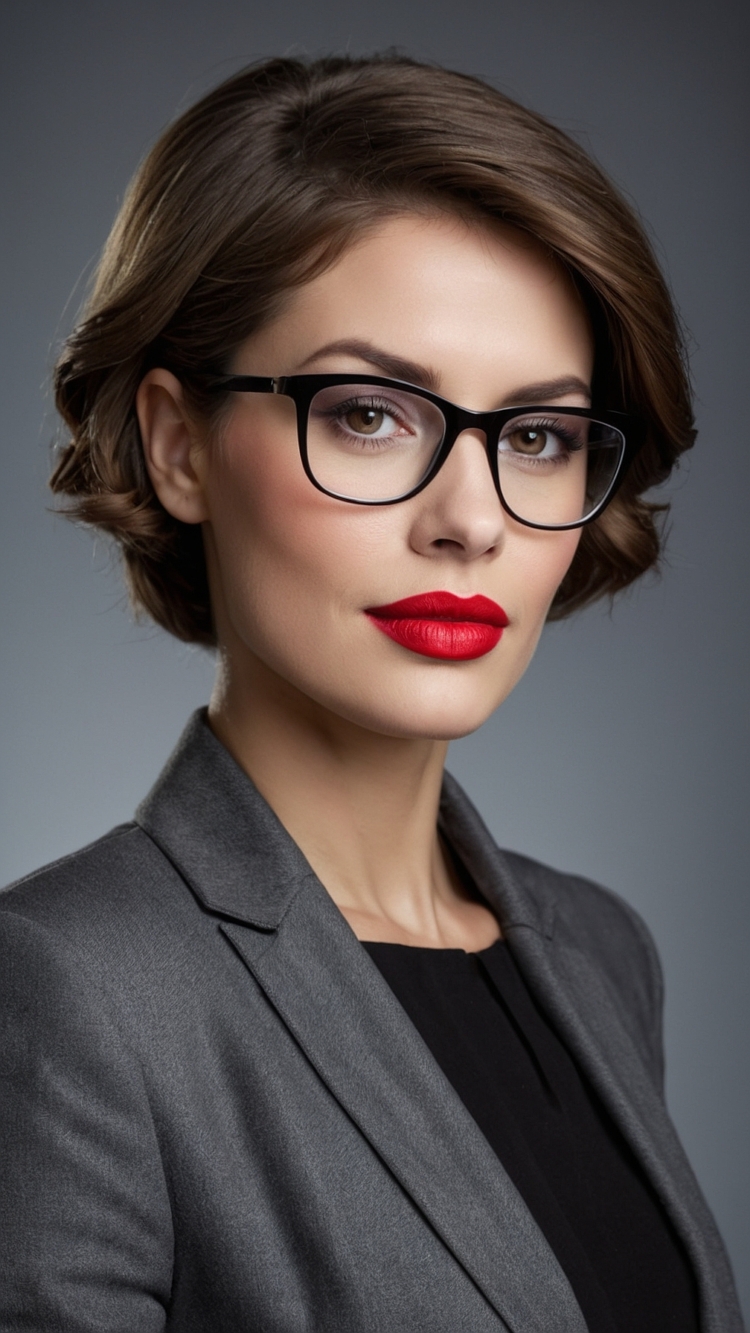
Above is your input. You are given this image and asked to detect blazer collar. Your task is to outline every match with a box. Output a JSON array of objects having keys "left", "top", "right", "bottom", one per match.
[
  {"left": 136, "top": 710, "right": 317, "bottom": 929},
  {"left": 136, "top": 709, "right": 553, "bottom": 938},
  {"left": 439, "top": 769, "right": 555, "bottom": 938}
]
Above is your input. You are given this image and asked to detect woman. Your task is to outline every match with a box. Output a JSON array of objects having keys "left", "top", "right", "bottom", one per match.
[{"left": 0, "top": 53, "right": 743, "bottom": 1332}]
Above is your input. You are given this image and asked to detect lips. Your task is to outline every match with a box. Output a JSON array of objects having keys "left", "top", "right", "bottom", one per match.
[{"left": 365, "top": 591, "right": 509, "bottom": 661}]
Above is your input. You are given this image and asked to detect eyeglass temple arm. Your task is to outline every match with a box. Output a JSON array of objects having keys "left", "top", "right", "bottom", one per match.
[{"left": 202, "top": 375, "right": 285, "bottom": 395}]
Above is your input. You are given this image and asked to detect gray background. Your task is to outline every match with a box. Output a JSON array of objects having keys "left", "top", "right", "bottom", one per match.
[{"left": 2, "top": 0, "right": 748, "bottom": 1317}]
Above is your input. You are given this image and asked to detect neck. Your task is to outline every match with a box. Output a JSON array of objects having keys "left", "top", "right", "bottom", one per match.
[{"left": 208, "top": 651, "right": 499, "bottom": 949}]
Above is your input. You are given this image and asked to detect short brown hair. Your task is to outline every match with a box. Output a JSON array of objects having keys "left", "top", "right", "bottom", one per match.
[{"left": 52, "top": 54, "right": 694, "bottom": 645}]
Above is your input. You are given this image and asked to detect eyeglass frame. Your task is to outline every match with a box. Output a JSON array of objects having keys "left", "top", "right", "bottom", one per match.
[{"left": 196, "top": 371, "right": 646, "bottom": 531}]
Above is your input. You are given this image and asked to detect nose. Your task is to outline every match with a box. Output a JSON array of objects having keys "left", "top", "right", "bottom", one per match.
[{"left": 407, "top": 428, "right": 506, "bottom": 560}]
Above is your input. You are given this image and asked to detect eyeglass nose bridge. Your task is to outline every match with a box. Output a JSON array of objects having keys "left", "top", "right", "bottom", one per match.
[{"left": 425, "top": 402, "right": 508, "bottom": 500}]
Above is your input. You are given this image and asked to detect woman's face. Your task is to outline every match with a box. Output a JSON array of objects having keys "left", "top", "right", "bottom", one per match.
[{"left": 184, "top": 213, "right": 593, "bottom": 739}]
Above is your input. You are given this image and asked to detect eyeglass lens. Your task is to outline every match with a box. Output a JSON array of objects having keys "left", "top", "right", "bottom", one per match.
[{"left": 306, "top": 383, "right": 625, "bottom": 526}]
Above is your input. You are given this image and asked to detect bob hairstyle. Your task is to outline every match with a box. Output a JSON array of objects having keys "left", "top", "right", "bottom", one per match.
[{"left": 52, "top": 53, "right": 694, "bottom": 645}]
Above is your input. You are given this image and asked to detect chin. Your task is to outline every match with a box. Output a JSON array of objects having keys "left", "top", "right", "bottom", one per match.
[
  {"left": 368, "top": 705, "right": 495, "bottom": 743},
  {"left": 315, "top": 668, "right": 511, "bottom": 742}
]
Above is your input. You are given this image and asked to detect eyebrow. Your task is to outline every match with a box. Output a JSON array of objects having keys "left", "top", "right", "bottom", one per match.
[
  {"left": 295, "top": 339, "right": 591, "bottom": 407},
  {"left": 295, "top": 339, "right": 441, "bottom": 391},
  {"left": 502, "top": 376, "right": 591, "bottom": 407}
]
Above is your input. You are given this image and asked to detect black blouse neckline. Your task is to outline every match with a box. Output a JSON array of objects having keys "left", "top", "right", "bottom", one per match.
[
  {"left": 363, "top": 936, "right": 699, "bottom": 1333},
  {"left": 360, "top": 936, "right": 505, "bottom": 956}
]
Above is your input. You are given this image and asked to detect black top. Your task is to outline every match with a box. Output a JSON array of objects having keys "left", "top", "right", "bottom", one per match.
[{"left": 364, "top": 938, "right": 699, "bottom": 1333}]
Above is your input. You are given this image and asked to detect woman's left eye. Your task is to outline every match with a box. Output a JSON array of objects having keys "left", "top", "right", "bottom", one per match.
[{"left": 499, "top": 420, "right": 581, "bottom": 459}]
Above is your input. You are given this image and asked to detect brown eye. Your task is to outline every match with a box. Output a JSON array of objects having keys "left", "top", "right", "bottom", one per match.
[
  {"left": 345, "top": 407, "right": 384, "bottom": 435},
  {"left": 508, "top": 427, "right": 548, "bottom": 455}
]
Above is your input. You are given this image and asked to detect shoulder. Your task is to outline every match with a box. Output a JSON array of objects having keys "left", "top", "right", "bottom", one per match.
[
  {"left": 1, "top": 821, "right": 188, "bottom": 933},
  {"left": 500, "top": 847, "right": 665, "bottom": 1087},
  {"left": 441, "top": 769, "right": 663, "bottom": 1023},
  {"left": 502, "top": 846, "right": 663, "bottom": 984},
  {"left": 0, "top": 823, "right": 205, "bottom": 1016}
]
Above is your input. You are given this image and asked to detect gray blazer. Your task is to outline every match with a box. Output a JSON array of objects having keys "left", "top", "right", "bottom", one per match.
[{"left": 0, "top": 711, "right": 742, "bottom": 1332}]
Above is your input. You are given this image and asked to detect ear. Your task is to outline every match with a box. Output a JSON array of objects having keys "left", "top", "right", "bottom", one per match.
[{"left": 136, "top": 369, "right": 210, "bottom": 524}]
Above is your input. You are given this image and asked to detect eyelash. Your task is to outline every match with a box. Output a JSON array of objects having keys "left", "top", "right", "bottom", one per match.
[
  {"left": 502, "top": 417, "right": 584, "bottom": 450},
  {"left": 332, "top": 396, "right": 405, "bottom": 421}
]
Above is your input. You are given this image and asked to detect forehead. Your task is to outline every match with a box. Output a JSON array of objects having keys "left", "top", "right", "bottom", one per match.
[{"left": 236, "top": 212, "right": 593, "bottom": 403}]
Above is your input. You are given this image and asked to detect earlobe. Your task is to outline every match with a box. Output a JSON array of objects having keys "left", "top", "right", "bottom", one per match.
[{"left": 136, "top": 369, "right": 210, "bottom": 525}]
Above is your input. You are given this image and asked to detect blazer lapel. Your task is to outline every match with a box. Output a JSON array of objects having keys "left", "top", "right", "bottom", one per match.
[
  {"left": 137, "top": 713, "right": 587, "bottom": 1333},
  {"left": 439, "top": 771, "right": 742, "bottom": 1333},
  {"left": 222, "top": 888, "right": 588, "bottom": 1333},
  {"left": 498, "top": 929, "right": 740, "bottom": 1333}
]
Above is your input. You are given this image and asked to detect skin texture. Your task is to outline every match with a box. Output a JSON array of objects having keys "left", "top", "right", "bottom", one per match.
[{"left": 137, "top": 213, "right": 592, "bottom": 948}]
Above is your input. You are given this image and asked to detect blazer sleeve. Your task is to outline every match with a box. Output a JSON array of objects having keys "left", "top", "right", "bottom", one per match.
[{"left": 0, "top": 907, "right": 173, "bottom": 1332}]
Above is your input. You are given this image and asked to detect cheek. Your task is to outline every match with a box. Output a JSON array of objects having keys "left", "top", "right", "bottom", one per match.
[
  {"left": 202, "top": 415, "right": 391, "bottom": 648},
  {"left": 532, "top": 528, "right": 582, "bottom": 607},
  {"left": 503, "top": 526, "right": 581, "bottom": 661}
]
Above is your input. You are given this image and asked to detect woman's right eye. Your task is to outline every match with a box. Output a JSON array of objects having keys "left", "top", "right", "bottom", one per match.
[
  {"left": 330, "top": 399, "right": 407, "bottom": 440},
  {"left": 343, "top": 406, "right": 389, "bottom": 435}
]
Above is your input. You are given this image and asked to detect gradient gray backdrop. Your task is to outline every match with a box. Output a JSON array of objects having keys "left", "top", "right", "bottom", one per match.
[{"left": 2, "top": 0, "right": 748, "bottom": 1317}]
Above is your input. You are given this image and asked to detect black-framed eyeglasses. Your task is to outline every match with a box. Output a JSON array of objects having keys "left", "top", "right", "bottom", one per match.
[{"left": 200, "top": 372, "right": 645, "bottom": 531}]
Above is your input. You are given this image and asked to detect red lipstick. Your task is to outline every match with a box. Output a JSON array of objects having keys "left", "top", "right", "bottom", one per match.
[{"left": 365, "top": 591, "right": 509, "bottom": 661}]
